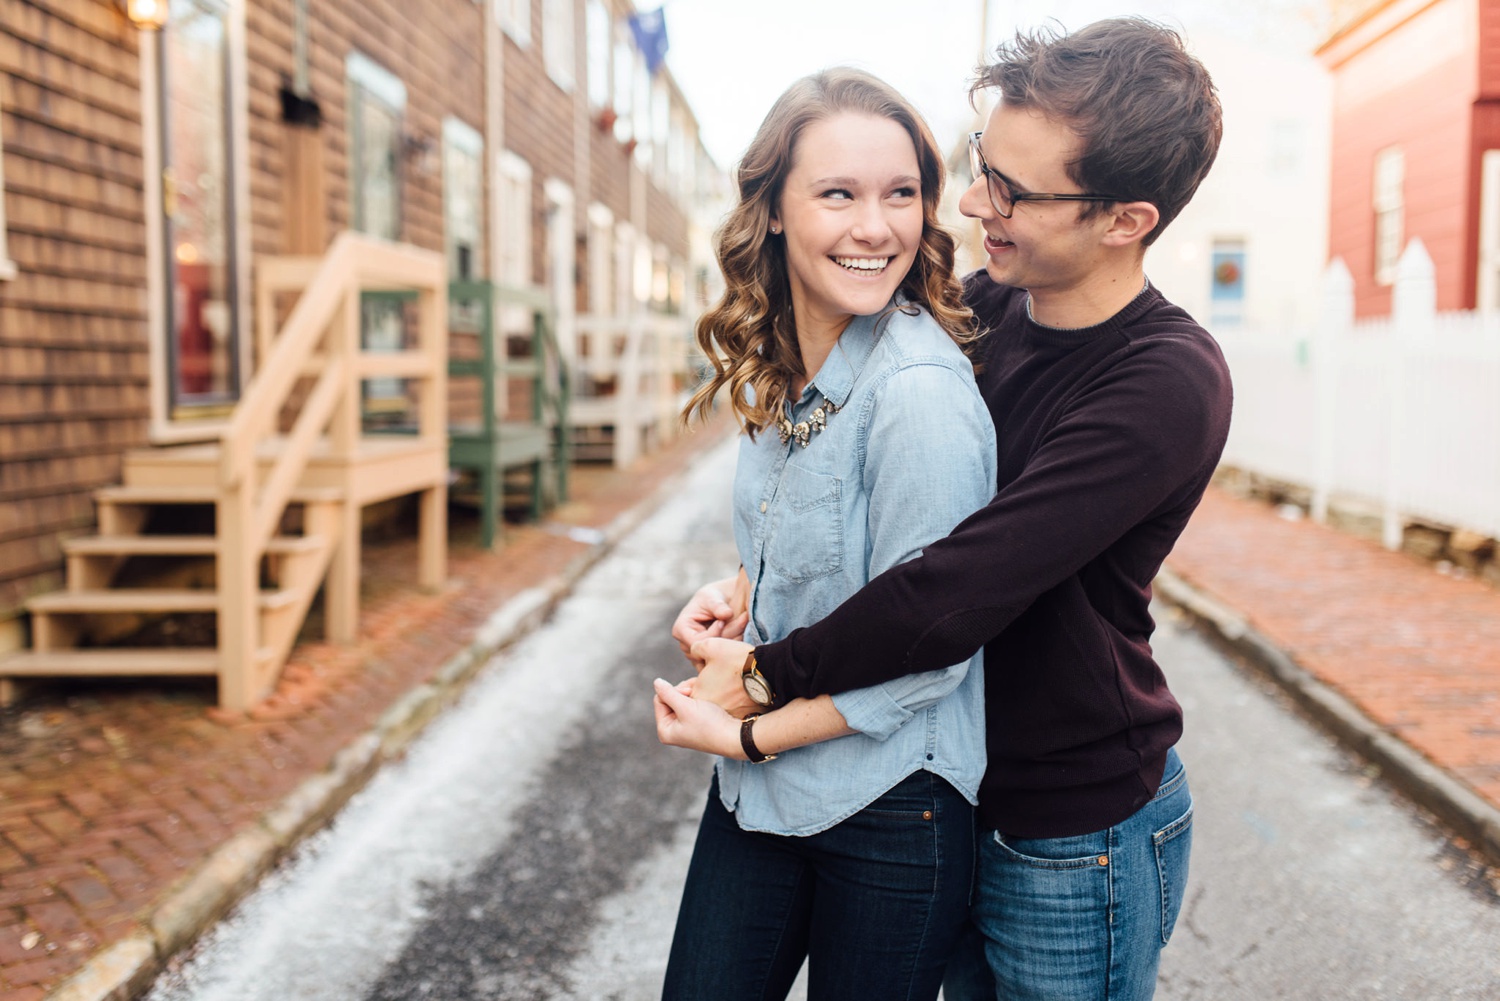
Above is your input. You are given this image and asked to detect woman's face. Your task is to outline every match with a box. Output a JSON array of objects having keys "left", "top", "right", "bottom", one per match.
[{"left": 771, "top": 113, "right": 924, "bottom": 344}]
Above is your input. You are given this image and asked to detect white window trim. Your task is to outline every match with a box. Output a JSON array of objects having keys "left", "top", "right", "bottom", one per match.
[
  {"left": 444, "top": 116, "right": 485, "bottom": 280},
  {"left": 0, "top": 97, "right": 16, "bottom": 281},
  {"left": 585, "top": 0, "right": 611, "bottom": 109},
  {"left": 497, "top": 150, "right": 534, "bottom": 287},
  {"left": 347, "top": 51, "right": 408, "bottom": 111},
  {"left": 496, "top": 0, "right": 531, "bottom": 47},
  {"left": 542, "top": 0, "right": 576, "bottom": 93},
  {"left": 1479, "top": 150, "right": 1500, "bottom": 312}
]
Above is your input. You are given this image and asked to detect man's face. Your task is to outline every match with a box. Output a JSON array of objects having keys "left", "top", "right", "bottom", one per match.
[{"left": 959, "top": 101, "right": 1114, "bottom": 296}]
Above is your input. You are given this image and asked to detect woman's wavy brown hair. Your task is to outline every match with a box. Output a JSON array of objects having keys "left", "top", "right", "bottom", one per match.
[{"left": 683, "top": 68, "right": 974, "bottom": 438}]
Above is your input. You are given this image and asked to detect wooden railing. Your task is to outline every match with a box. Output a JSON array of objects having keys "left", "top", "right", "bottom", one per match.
[
  {"left": 572, "top": 311, "right": 696, "bottom": 467},
  {"left": 447, "top": 280, "right": 572, "bottom": 546},
  {"left": 219, "top": 232, "right": 447, "bottom": 707}
]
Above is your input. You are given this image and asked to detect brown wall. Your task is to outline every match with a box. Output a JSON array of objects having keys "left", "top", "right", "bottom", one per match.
[
  {"left": 0, "top": 3, "right": 149, "bottom": 617},
  {"left": 0, "top": 0, "right": 708, "bottom": 631}
]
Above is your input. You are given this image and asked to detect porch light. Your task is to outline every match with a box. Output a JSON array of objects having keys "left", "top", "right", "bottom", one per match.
[{"left": 119, "top": 0, "right": 169, "bottom": 30}]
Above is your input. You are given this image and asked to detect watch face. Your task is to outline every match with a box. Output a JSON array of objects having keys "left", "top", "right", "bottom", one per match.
[{"left": 744, "top": 673, "right": 773, "bottom": 706}]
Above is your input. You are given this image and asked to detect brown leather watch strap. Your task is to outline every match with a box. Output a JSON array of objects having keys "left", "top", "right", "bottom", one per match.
[{"left": 739, "top": 714, "right": 777, "bottom": 763}]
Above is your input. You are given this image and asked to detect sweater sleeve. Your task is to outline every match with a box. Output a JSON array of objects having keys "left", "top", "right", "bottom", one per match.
[{"left": 755, "top": 334, "right": 1232, "bottom": 704}]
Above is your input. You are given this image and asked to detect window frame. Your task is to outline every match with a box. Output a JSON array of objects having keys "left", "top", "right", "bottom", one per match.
[
  {"left": 542, "top": 0, "right": 576, "bottom": 92},
  {"left": 1373, "top": 145, "right": 1404, "bottom": 287},
  {"left": 496, "top": 0, "right": 531, "bottom": 46}
]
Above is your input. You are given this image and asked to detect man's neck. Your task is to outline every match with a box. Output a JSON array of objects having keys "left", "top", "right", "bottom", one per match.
[{"left": 1026, "top": 261, "right": 1148, "bottom": 330}]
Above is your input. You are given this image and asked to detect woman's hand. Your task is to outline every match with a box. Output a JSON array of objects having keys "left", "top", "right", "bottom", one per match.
[
  {"left": 671, "top": 571, "right": 751, "bottom": 665},
  {"left": 653, "top": 678, "right": 746, "bottom": 759}
]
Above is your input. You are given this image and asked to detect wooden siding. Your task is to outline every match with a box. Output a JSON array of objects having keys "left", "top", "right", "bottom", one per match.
[
  {"left": 0, "top": 2, "right": 148, "bottom": 620},
  {"left": 0, "top": 0, "right": 705, "bottom": 637},
  {"left": 1325, "top": 0, "right": 1477, "bottom": 315}
]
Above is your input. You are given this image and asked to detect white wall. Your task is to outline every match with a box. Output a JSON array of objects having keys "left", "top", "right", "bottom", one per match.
[{"left": 1147, "top": 33, "right": 1333, "bottom": 334}]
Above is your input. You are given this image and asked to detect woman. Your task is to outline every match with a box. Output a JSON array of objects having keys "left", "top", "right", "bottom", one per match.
[{"left": 652, "top": 69, "right": 997, "bottom": 1001}]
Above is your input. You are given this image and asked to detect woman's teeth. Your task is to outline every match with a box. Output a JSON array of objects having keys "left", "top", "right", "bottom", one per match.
[{"left": 834, "top": 257, "right": 890, "bottom": 272}]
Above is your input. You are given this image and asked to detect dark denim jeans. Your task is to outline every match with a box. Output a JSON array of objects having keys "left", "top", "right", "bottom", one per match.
[{"left": 662, "top": 769, "right": 975, "bottom": 1001}]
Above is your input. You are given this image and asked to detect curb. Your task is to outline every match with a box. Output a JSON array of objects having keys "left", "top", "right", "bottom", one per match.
[
  {"left": 43, "top": 437, "right": 723, "bottom": 1001},
  {"left": 1156, "top": 566, "right": 1500, "bottom": 865}
]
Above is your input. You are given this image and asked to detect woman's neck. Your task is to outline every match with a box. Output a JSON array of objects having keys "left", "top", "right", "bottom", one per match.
[{"left": 791, "top": 309, "right": 852, "bottom": 400}]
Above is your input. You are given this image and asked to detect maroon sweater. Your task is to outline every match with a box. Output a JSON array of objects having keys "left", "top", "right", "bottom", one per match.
[{"left": 754, "top": 274, "right": 1233, "bottom": 838}]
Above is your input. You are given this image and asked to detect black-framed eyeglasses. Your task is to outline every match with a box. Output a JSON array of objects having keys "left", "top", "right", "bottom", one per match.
[{"left": 967, "top": 132, "right": 1123, "bottom": 219}]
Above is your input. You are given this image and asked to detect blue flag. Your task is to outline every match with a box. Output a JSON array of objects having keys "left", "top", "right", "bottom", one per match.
[{"left": 629, "top": 7, "right": 669, "bottom": 74}]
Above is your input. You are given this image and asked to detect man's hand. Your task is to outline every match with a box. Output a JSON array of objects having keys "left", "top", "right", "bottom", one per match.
[
  {"left": 672, "top": 571, "right": 750, "bottom": 665},
  {"left": 689, "top": 637, "right": 759, "bottom": 718},
  {"left": 653, "top": 678, "right": 745, "bottom": 759}
]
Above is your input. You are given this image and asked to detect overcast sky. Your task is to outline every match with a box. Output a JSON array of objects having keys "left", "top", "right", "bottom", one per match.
[{"left": 664, "top": 0, "right": 1328, "bottom": 169}]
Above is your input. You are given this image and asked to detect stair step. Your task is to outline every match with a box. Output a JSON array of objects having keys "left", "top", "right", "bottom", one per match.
[
  {"left": 28, "top": 589, "right": 298, "bottom": 614},
  {"left": 95, "top": 485, "right": 345, "bottom": 506},
  {"left": 62, "top": 535, "right": 324, "bottom": 557},
  {"left": 0, "top": 649, "right": 220, "bottom": 676}
]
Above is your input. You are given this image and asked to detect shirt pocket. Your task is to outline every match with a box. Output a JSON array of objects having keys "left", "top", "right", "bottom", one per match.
[{"left": 765, "top": 463, "right": 844, "bottom": 584}]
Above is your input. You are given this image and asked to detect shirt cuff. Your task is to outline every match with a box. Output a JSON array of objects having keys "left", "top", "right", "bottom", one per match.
[{"left": 831, "top": 687, "right": 914, "bottom": 741}]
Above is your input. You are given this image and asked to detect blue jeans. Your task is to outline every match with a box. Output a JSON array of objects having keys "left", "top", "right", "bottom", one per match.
[
  {"left": 943, "top": 748, "right": 1193, "bottom": 1001},
  {"left": 662, "top": 770, "right": 975, "bottom": 1001}
]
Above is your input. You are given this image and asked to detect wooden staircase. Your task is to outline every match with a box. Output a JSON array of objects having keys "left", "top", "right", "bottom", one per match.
[{"left": 0, "top": 233, "right": 449, "bottom": 710}]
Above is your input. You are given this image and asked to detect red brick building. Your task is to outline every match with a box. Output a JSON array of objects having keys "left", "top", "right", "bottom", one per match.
[{"left": 1318, "top": 0, "right": 1500, "bottom": 316}]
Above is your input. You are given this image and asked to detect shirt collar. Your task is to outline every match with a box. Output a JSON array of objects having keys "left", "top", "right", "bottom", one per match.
[{"left": 802, "top": 297, "right": 900, "bottom": 410}]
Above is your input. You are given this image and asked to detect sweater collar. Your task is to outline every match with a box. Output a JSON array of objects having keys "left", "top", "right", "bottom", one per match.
[{"left": 1022, "top": 277, "right": 1158, "bottom": 347}]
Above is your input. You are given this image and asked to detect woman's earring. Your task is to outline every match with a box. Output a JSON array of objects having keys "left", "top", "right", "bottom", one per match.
[{"left": 769, "top": 224, "right": 780, "bottom": 235}]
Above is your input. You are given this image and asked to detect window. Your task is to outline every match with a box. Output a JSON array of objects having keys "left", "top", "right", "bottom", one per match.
[
  {"left": 1209, "top": 238, "right": 1246, "bottom": 328},
  {"left": 163, "top": 0, "right": 239, "bottom": 409},
  {"left": 587, "top": 203, "right": 614, "bottom": 315},
  {"left": 346, "top": 52, "right": 406, "bottom": 241},
  {"left": 613, "top": 22, "right": 634, "bottom": 143},
  {"left": 586, "top": 0, "right": 611, "bottom": 109},
  {"left": 496, "top": 0, "right": 530, "bottom": 45},
  {"left": 632, "top": 53, "right": 652, "bottom": 168},
  {"left": 651, "top": 76, "right": 670, "bottom": 184},
  {"left": 542, "top": 0, "right": 575, "bottom": 92},
  {"left": 0, "top": 95, "right": 15, "bottom": 281},
  {"left": 443, "top": 117, "right": 484, "bottom": 281},
  {"left": 1373, "top": 146, "right": 1404, "bottom": 286},
  {"left": 496, "top": 151, "right": 533, "bottom": 335}
]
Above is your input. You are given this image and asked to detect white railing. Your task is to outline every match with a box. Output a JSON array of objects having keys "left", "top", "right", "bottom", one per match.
[
  {"left": 1216, "top": 239, "right": 1500, "bottom": 547},
  {"left": 572, "top": 311, "right": 697, "bottom": 466}
]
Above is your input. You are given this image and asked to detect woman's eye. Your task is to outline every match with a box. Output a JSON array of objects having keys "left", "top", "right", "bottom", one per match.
[
  {"left": 890, "top": 186, "right": 918, "bottom": 200},
  {"left": 821, "top": 189, "right": 853, "bottom": 200}
]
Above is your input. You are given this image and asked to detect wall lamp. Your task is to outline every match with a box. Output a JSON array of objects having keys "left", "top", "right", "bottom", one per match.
[{"left": 119, "top": 0, "right": 170, "bottom": 30}]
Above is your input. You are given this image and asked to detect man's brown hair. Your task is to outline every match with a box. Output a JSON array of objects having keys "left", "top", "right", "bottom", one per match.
[{"left": 974, "top": 17, "right": 1222, "bottom": 245}]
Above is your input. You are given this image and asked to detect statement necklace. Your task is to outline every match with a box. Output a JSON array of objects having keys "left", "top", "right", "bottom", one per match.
[{"left": 776, "top": 396, "right": 840, "bottom": 449}]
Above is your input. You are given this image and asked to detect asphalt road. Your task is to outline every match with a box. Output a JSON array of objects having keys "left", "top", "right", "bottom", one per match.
[{"left": 145, "top": 437, "right": 1500, "bottom": 1000}]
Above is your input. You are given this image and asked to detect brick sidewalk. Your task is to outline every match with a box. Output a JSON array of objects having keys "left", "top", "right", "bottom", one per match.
[
  {"left": 1166, "top": 485, "right": 1500, "bottom": 836},
  {"left": 0, "top": 419, "right": 733, "bottom": 1000}
]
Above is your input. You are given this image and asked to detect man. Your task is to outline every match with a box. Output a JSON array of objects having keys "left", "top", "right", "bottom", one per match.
[{"left": 676, "top": 17, "right": 1231, "bottom": 1001}]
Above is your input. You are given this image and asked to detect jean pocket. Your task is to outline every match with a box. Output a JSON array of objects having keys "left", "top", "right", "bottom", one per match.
[
  {"left": 1153, "top": 802, "right": 1193, "bottom": 944},
  {"left": 990, "top": 830, "right": 1111, "bottom": 872},
  {"left": 765, "top": 464, "right": 843, "bottom": 583}
]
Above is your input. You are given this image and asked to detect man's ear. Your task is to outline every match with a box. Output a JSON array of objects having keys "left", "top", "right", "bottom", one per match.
[{"left": 1100, "top": 201, "right": 1160, "bottom": 249}]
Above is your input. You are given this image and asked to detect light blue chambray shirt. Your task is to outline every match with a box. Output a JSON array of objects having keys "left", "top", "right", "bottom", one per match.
[{"left": 719, "top": 299, "right": 997, "bottom": 836}]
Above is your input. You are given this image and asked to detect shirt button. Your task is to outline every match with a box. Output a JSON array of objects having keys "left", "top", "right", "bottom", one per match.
[{"left": 759, "top": 501, "right": 767, "bottom": 513}]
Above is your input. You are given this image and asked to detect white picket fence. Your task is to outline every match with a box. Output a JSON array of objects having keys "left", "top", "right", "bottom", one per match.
[{"left": 1215, "top": 239, "right": 1500, "bottom": 547}]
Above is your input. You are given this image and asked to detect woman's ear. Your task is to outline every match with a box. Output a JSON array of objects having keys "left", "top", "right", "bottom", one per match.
[{"left": 1100, "top": 201, "right": 1160, "bottom": 249}]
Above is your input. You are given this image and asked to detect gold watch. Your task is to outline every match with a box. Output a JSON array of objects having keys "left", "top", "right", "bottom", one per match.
[{"left": 741, "top": 650, "right": 774, "bottom": 708}]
